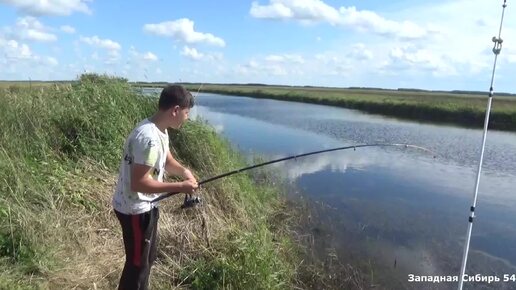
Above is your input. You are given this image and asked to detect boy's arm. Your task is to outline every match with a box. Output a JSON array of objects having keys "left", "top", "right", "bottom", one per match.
[
  {"left": 131, "top": 163, "right": 197, "bottom": 194},
  {"left": 130, "top": 135, "right": 196, "bottom": 194},
  {"left": 165, "top": 150, "right": 196, "bottom": 181}
]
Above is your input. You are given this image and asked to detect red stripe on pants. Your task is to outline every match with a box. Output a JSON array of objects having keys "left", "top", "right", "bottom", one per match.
[{"left": 131, "top": 215, "right": 142, "bottom": 267}]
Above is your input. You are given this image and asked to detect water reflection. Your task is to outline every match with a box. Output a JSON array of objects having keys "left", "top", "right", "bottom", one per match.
[{"left": 195, "top": 93, "right": 516, "bottom": 175}]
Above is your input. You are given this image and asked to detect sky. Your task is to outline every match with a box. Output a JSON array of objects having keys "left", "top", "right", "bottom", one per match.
[{"left": 0, "top": 0, "right": 515, "bottom": 92}]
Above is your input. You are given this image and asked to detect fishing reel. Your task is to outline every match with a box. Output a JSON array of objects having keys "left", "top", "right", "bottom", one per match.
[{"left": 181, "top": 193, "right": 201, "bottom": 209}]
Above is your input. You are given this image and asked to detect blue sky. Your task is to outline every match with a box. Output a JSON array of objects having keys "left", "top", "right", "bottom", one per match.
[{"left": 1, "top": 0, "right": 515, "bottom": 92}]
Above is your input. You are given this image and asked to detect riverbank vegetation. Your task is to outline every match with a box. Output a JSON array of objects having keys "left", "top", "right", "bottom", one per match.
[
  {"left": 0, "top": 75, "right": 304, "bottom": 289},
  {"left": 177, "top": 84, "right": 516, "bottom": 131}
]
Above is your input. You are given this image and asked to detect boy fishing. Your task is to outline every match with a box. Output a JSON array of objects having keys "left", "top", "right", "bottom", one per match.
[{"left": 112, "top": 85, "right": 198, "bottom": 290}]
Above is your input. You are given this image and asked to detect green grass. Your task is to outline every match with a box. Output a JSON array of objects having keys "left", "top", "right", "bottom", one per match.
[
  {"left": 0, "top": 74, "right": 298, "bottom": 289},
  {"left": 177, "top": 84, "right": 516, "bottom": 131}
]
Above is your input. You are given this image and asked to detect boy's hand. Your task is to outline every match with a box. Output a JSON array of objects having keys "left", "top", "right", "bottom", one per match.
[{"left": 181, "top": 179, "right": 198, "bottom": 194}]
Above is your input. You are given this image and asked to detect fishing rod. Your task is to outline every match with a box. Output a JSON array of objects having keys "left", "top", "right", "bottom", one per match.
[
  {"left": 457, "top": 1, "right": 508, "bottom": 289},
  {"left": 193, "top": 83, "right": 203, "bottom": 99},
  {"left": 150, "top": 143, "right": 436, "bottom": 204}
]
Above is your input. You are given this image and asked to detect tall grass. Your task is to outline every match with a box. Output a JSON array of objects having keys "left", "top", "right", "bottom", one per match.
[{"left": 0, "top": 75, "right": 297, "bottom": 289}]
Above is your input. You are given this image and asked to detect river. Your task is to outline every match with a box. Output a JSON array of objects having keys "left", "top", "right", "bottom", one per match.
[{"left": 148, "top": 88, "right": 516, "bottom": 289}]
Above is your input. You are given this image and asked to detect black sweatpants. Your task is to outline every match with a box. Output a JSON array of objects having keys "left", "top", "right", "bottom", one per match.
[{"left": 115, "top": 207, "right": 159, "bottom": 290}]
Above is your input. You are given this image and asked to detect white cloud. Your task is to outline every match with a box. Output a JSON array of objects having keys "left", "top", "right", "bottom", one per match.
[
  {"left": 180, "top": 45, "right": 223, "bottom": 61},
  {"left": 347, "top": 43, "right": 373, "bottom": 60},
  {"left": 123, "top": 47, "right": 163, "bottom": 80},
  {"left": 309, "top": 53, "right": 354, "bottom": 76},
  {"left": 508, "top": 51, "right": 516, "bottom": 64},
  {"left": 105, "top": 49, "right": 121, "bottom": 64},
  {"left": 143, "top": 18, "right": 226, "bottom": 47},
  {"left": 382, "top": 0, "right": 507, "bottom": 77},
  {"left": 250, "top": 0, "right": 431, "bottom": 39},
  {"left": 128, "top": 46, "right": 138, "bottom": 56},
  {"left": 250, "top": 0, "right": 340, "bottom": 24},
  {"left": 46, "top": 56, "right": 58, "bottom": 66},
  {"left": 181, "top": 46, "right": 204, "bottom": 60},
  {"left": 234, "top": 50, "right": 367, "bottom": 81},
  {"left": 505, "top": 45, "right": 516, "bottom": 64},
  {"left": 60, "top": 25, "right": 76, "bottom": 34},
  {"left": 129, "top": 47, "right": 158, "bottom": 62},
  {"left": 236, "top": 59, "right": 288, "bottom": 76},
  {"left": 79, "top": 36, "right": 121, "bottom": 65},
  {"left": 142, "top": 52, "right": 158, "bottom": 61},
  {"left": 0, "top": 0, "right": 92, "bottom": 16},
  {"left": 270, "top": 65, "right": 288, "bottom": 75},
  {"left": 0, "top": 39, "right": 58, "bottom": 73},
  {"left": 264, "top": 54, "right": 305, "bottom": 64},
  {"left": 250, "top": 1, "right": 292, "bottom": 19},
  {"left": 315, "top": 53, "right": 340, "bottom": 63},
  {"left": 2, "top": 17, "right": 57, "bottom": 42},
  {"left": 233, "top": 53, "right": 305, "bottom": 78},
  {"left": 382, "top": 46, "right": 457, "bottom": 77},
  {"left": 338, "top": 7, "right": 428, "bottom": 39},
  {"left": 475, "top": 18, "right": 488, "bottom": 28},
  {"left": 314, "top": 52, "right": 357, "bottom": 75},
  {"left": 80, "top": 36, "right": 121, "bottom": 51},
  {"left": 2, "top": 39, "right": 33, "bottom": 60}
]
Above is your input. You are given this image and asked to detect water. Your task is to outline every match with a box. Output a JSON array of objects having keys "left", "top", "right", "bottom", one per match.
[{"left": 153, "top": 89, "right": 516, "bottom": 288}]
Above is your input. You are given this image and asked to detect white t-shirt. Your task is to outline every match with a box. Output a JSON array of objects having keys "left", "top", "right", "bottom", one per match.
[{"left": 112, "top": 118, "right": 169, "bottom": 214}]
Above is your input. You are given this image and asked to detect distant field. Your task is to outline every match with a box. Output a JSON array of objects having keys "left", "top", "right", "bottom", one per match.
[{"left": 0, "top": 81, "right": 73, "bottom": 89}]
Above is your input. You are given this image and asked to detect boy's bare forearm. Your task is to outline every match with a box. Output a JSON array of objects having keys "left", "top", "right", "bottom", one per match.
[
  {"left": 166, "top": 154, "right": 193, "bottom": 179},
  {"left": 165, "top": 161, "right": 187, "bottom": 176}
]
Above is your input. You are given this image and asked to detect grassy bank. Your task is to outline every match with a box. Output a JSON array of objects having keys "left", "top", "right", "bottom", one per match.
[
  {"left": 0, "top": 75, "right": 298, "bottom": 289},
  {"left": 178, "top": 84, "right": 516, "bottom": 131}
]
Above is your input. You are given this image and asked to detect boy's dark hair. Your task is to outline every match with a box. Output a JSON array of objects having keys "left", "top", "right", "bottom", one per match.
[{"left": 158, "top": 85, "right": 194, "bottom": 110}]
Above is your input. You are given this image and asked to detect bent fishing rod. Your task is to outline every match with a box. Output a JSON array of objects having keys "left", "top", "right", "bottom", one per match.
[{"left": 150, "top": 143, "right": 436, "bottom": 204}]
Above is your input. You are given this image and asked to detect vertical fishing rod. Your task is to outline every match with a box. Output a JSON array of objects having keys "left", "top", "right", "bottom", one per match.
[
  {"left": 193, "top": 83, "right": 203, "bottom": 98},
  {"left": 189, "top": 83, "right": 203, "bottom": 119},
  {"left": 457, "top": 1, "right": 508, "bottom": 289}
]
